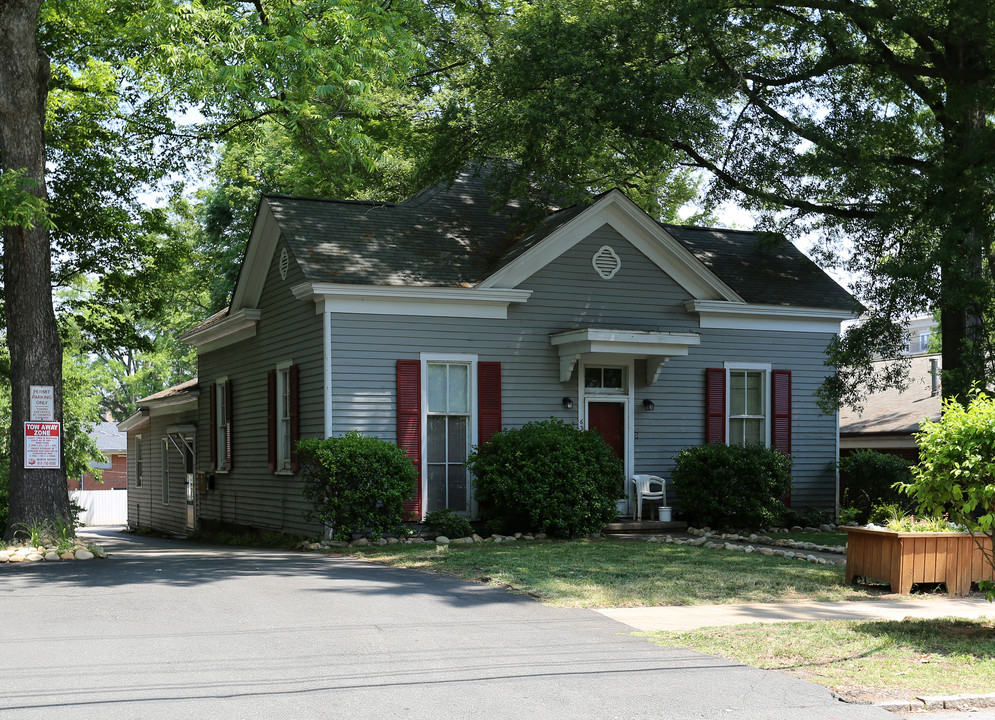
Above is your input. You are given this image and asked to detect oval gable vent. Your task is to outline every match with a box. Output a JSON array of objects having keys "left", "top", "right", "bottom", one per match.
[
  {"left": 592, "top": 246, "right": 621, "bottom": 279},
  {"left": 279, "top": 247, "right": 290, "bottom": 280}
]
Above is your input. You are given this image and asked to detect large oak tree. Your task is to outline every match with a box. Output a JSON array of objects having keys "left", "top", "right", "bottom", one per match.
[{"left": 428, "top": 0, "right": 995, "bottom": 407}]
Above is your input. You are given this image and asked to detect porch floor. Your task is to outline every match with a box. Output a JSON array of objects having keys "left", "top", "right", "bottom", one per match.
[{"left": 604, "top": 519, "right": 688, "bottom": 535}]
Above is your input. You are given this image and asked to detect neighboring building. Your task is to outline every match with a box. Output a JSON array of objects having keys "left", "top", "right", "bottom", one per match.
[
  {"left": 120, "top": 169, "right": 859, "bottom": 536},
  {"left": 71, "top": 421, "right": 128, "bottom": 491},
  {"left": 839, "top": 353, "right": 942, "bottom": 462},
  {"left": 901, "top": 314, "right": 936, "bottom": 356}
]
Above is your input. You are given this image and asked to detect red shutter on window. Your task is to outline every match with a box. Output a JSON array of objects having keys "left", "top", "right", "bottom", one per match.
[
  {"left": 705, "top": 368, "right": 726, "bottom": 444},
  {"left": 289, "top": 364, "right": 300, "bottom": 472},
  {"left": 225, "top": 379, "right": 233, "bottom": 470},
  {"left": 771, "top": 369, "right": 792, "bottom": 456},
  {"left": 396, "top": 360, "right": 421, "bottom": 519},
  {"left": 209, "top": 382, "right": 218, "bottom": 469},
  {"left": 267, "top": 370, "right": 277, "bottom": 471},
  {"left": 478, "top": 362, "right": 502, "bottom": 444}
]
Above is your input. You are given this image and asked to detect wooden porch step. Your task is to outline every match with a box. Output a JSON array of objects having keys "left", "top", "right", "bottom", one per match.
[{"left": 603, "top": 520, "right": 688, "bottom": 534}]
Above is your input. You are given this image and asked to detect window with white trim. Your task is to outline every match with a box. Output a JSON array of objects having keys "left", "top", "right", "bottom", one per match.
[
  {"left": 135, "top": 434, "right": 143, "bottom": 487},
  {"left": 276, "top": 363, "right": 292, "bottom": 470},
  {"left": 425, "top": 361, "right": 472, "bottom": 514},
  {"left": 728, "top": 367, "right": 769, "bottom": 446},
  {"left": 214, "top": 380, "right": 228, "bottom": 470},
  {"left": 161, "top": 438, "right": 170, "bottom": 504},
  {"left": 584, "top": 366, "right": 626, "bottom": 394}
]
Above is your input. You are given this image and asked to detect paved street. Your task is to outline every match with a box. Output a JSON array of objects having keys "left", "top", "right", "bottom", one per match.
[{"left": 1, "top": 530, "right": 891, "bottom": 720}]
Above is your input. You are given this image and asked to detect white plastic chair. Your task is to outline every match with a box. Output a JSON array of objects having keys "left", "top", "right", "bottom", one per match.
[{"left": 632, "top": 475, "right": 666, "bottom": 521}]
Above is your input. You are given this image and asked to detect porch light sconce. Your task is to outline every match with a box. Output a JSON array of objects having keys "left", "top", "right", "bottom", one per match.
[
  {"left": 562, "top": 397, "right": 575, "bottom": 410},
  {"left": 642, "top": 398, "right": 655, "bottom": 411}
]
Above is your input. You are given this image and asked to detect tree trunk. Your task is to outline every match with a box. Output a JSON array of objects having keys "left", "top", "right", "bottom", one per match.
[{"left": 1, "top": 0, "right": 70, "bottom": 540}]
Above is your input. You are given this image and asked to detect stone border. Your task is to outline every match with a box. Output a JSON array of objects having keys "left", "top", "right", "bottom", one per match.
[
  {"left": 1, "top": 541, "right": 107, "bottom": 563},
  {"left": 876, "top": 693, "right": 995, "bottom": 713},
  {"left": 298, "top": 531, "right": 549, "bottom": 550},
  {"left": 643, "top": 527, "right": 847, "bottom": 566}
]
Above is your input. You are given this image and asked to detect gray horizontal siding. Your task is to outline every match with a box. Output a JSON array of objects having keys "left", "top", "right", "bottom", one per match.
[
  {"left": 195, "top": 237, "right": 324, "bottom": 536},
  {"left": 329, "top": 226, "right": 840, "bottom": 512}
]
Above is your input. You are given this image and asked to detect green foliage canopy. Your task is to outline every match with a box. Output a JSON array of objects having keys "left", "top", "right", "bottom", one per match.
[{"left": 428, "top": 0, "right": 995, "bottom": 407}]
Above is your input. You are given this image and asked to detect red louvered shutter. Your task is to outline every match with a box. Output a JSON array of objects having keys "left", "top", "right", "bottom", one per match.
[
  {"left": 209, "top": 383, "right": 217, "bottom": 469},
  {"left": 224, "top": 379, "right": 233, "bottom": 470},
  {"left": 478, "top": 362, "right": 502, "bottom": 444},
  {"left": 397, "top": 360, "right": 422, "bottom": 519},
  {"left": 267, "top": 370, "right": 277, "bottom": 471},
  {"left": 289, "top": 364, "right": 300, "bottom": 472},
  {"left": 705, "top": 368, "right": 726, "bottom": 444},
  {"left": 771, "top": 369, "right": 792, "bottom": 456}
]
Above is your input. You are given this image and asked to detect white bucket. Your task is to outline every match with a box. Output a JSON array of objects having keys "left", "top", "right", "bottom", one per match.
[{"left": 658, "top": 506, "right": 672, "bottom": 522}]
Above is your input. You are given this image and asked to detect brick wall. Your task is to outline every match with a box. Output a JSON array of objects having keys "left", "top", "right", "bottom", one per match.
[{"left": 71, "top": 453, "right": 128, "bottom": 491}]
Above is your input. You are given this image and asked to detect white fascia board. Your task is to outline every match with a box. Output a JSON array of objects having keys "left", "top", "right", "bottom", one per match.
[
  {"left": 840, "top": 434, "right": 918, "bottom": 449},
  {"left": 293, "top": 282, "right": 532, "bottom": 319},
  {"left": 479, "top": 190, "right": 743, "bottom": 302},
  {"left": 180, "top": 308, "right": 262, "bottom": 352},
  {"left": 117, "top": 411, "right": 149, "bottom": 433},
  {"left": 230, "top": 201, "right": 281, "bottom": 312},
  {"left": 686, "top": 300, "right": 858, "bottom": 333}
]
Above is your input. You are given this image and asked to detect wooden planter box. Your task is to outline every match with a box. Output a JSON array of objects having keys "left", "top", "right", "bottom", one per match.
[{"left": 845, "top": 526, "right": 994, "bottom": 596}]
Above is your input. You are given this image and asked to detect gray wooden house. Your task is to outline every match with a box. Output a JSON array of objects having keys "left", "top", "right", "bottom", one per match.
[{"left": 120, "top": 169, "right": 858, "bottom": 536}]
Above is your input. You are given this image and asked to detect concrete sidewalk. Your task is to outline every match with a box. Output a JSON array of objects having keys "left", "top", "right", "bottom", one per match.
[{"left": 598, "top": 595, "right": 995, "bottom": 632}]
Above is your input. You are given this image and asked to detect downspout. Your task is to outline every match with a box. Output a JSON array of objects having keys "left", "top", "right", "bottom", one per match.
[{"left": 323, "top": 309, "right": 333, "bottom": 438}]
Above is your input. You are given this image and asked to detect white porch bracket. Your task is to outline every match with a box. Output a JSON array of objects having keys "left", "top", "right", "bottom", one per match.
[
  {"left": 550, "top": 328, "right": 700, "bottom": 384},
  {"left": 560, "top": 353, "right": 582, "bottom": 383},
  {"left": 646, "top": 357, "right": 669, "bottom": 385}
]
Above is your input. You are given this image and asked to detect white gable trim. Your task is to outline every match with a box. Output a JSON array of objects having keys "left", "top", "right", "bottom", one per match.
[
  {"left": 230, "top": 200, "right": 281, "bottom": 313},
  {"left": 686, "top": 300, "right": 857, "bottom": 333},
  {"left": 292, "top": 282, "right": 532, "bottom": 319},
  {"left": 478, "top": 190, "right": 743, "bottom": 302},
  {"left": 180, "top": 308, "right": 262, "bottom": 351}
]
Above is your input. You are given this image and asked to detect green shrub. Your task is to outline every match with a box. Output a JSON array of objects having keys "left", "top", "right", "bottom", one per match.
[
  {"left": 467, "top": 418, "right": 622, "bottom": 537},
  {"left": 838, "top": 449, "right": 913, "bottom": 524},
  {"left": 901, "top": 392, "right": 995, "bottom": 599},
  {"left": 298, "top": 432, "right": 417, "bottom": 541},
  {"left": 671, "top": 443, "right": 792, "bottom": 529},
  {"left": 424, "top": 507, "right": 474, "bottom": 539}
]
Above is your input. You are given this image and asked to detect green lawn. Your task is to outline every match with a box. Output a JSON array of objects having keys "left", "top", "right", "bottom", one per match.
[
  {"left": 347, "top": 538, "right": 879, "bottom": 607},
  {"left": 649, "top": 617, "right": 995, "bottom": 702}
]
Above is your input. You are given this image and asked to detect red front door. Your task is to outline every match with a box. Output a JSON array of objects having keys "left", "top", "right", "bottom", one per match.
[{"left": 588, "top": 402, "right": 625, "bottom": 462}]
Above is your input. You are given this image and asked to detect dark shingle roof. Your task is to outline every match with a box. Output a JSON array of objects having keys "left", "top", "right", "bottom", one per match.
[
  {"left": 663, "top": 225, "right": 858, "bottom": 311},
  {"left": 260, "top": 169, "right": 857, "bottom": 310},
  {"left": 266, "top": 170, "right": 546, "bottom": 287}
]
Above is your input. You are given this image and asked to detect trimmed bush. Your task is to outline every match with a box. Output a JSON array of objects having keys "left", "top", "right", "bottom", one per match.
[
  {"left": 838, "top": 449, "right": 913, "bottom": 524},
  {"left": 671, "top": 443, "right": 792, "bottom": 528},
  {"left": 424, "top": 508, "right": 474, "bottom": 539},
  {"left": 467, "top": 419, "right": 622, "bottom": 537},
  {"left": 298, "top": 432, "right": 417, "bottom": 541}
]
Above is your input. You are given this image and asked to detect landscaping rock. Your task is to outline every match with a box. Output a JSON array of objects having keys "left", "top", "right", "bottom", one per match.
[
  {"left": 44, "top": 551, "right": 60, "bottom": 561},
  {"left": 26, "top": 553, "right": 44, "bottom": 562},
  {"left": 75, "top": 549, "right": 94, "bottom": 561},
  {"left": 472, "top": 534, "right": 484, "bottom": 543},
  {"left": 435, "top": 535, "right": 450, "bottom": 545},
  {"left": 349, "top": 538, "right": 369, "bottom": 547},
  {"left": 60, "top": 552, "right": 75, "bottom": 560}
]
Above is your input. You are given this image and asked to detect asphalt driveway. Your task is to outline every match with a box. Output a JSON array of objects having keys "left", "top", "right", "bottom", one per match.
[{"left": 0, "top": 529, "right": 891, "bottom": 720}]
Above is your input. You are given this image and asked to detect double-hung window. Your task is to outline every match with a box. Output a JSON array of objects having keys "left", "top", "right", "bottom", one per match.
[
  {"left": 728, "top": 368, "right": 768, "bottom": 446},
  {"left": 135, "top": 435, "right": 144, "bottom": 487},
  {"left": 425, "top": 361, "right": 472, "bottom": 514},
  {"left": 277, "top": 364, "right": 292, "bottom": 470},
  {"left": 215, "top": 380, "right": 229, "bottom": 470}
]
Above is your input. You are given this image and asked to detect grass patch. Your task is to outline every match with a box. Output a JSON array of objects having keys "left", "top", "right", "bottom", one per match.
[
  {"left": 649, "top": 618, "right": 995, "bottom": 702},
  {"left": 346, "top": 538, "right": 881, "bottom": 607}
]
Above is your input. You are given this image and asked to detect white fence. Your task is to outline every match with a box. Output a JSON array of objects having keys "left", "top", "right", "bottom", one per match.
[{"left": 70, "top": 489, "right": 128, "bottom": 526}]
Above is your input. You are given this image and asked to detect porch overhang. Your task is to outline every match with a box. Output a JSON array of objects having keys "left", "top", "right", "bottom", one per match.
[{"left": 550, "top": 329, "right": 701, "bottom": 384}]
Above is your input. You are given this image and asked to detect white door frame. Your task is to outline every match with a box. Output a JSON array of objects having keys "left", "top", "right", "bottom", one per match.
[{"left": 577, "top": 358, "right": 635, "bottom": 512}]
